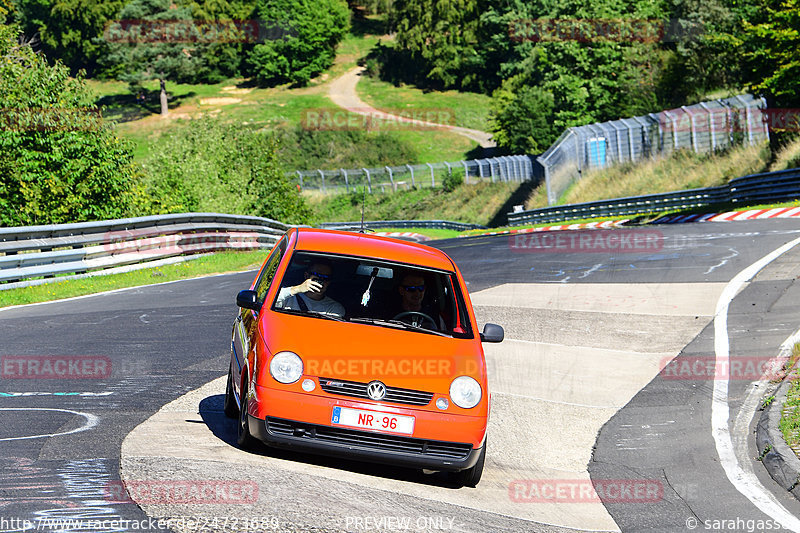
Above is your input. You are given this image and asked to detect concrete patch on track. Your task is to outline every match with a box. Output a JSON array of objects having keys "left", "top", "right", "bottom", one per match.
[{"left": 120, "top": 283, "right": 724, "bottom": 532}]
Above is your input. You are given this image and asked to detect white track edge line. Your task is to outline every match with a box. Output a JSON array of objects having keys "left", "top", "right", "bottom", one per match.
[{"left": 712, "top": 235, "right": 800, "bottom": 530}]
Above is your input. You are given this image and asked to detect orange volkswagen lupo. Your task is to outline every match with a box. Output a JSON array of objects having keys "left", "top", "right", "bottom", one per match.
[{"left": 224, "top": 228, "right": 503, "bottom": 486}]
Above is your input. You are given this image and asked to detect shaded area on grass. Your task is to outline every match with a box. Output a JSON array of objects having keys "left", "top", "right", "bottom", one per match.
[{"left": 99, "top": 89, "right": 198, "bottom": 123}]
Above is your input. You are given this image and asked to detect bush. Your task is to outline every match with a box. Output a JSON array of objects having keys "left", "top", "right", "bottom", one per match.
[
  {"left": 0, "top": 25, "right": 144, "bottom": 226},
  {"left": 247, "top": 0, "right": 350, "bottom": 86},
  {"left": 442, "top": 171, "right": 463, "bottom": 192},
  {"left": 142, "top": 118, "right": 311, "bottom": 224},
  {"left": 489, "top": 82, "right": 559, "bottom": 155},
  {"left": 275, "top": 125, "right": 419, "bottom": 170}
]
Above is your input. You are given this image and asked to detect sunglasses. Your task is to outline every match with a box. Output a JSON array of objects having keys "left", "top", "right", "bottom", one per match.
[
  {"left": 402, "top": 285, "right": 425, "bottom": 292},
  {"left": 308, "top": 271, "right": 331, "bottom": 281}
]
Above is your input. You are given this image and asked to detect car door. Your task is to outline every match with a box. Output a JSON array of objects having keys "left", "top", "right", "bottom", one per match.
[{"left": 232, "top": 236, "right": 287, "bottom": 399}]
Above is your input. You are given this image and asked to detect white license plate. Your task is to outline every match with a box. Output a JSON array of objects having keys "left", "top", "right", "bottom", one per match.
[{"left": 331, "top": 406, "right": 415, "bottom": 435}]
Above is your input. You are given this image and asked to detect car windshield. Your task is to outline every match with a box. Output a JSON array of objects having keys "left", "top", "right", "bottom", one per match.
[{"left": 270, "top": 251, "right": 474, "bottom": 338}]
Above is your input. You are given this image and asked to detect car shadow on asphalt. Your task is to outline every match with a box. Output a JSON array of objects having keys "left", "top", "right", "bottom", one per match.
[{"left": 198, "top": 394, "right": 466, "bottom": 490}]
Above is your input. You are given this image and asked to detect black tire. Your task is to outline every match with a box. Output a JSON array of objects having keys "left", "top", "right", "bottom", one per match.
[
  {"left": 237, "top": 379, "right": 257, "bottom": 449},
  {"left": 455, "top": 440, "right": 486, "bottom": 487},
  {"left": 223, "top": 365, "right": 239, "bottom": 419}
]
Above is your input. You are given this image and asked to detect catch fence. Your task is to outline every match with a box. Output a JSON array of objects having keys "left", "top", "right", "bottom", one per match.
[
  {"left": 290, "top": 155, "right": 538, "bottom": 193},
  {"left": 538, "top": 94, "right": 770, "bottom": 204}
]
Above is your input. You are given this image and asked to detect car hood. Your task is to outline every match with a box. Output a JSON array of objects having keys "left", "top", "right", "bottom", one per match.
[{"left": 260, "top": 311, "right": 485, "bottom": 390}]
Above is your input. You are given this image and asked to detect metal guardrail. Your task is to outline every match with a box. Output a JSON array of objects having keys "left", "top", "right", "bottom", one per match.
[
  {"left": 0, "top": 213, "right": 290, "bottom": 289},
  {"left": 507, "top": 168, "right": 800, "bottom": 225},
  {"left": 319, "top": 220, "right": 486, "bottom": 231}
]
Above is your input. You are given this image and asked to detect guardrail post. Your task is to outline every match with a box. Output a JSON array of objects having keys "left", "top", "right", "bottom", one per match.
[
  {"left": 427, "top": 163, "right": 435, "bottom": 187},
  {"left": 406, "top": 164, "right": 415, "bottom": 188},
  {"left": 745, "top": 102, "right": 754, "bottom": 145},
  {"left": 444, "top": 161, "right": 452, "bottom": 179},
  {"left": 318, "top": 169, "right": 326, "bottom": 192},
  {"left": 478, "top": 159, "right": 485, "bottom": 179},
  {"left": 296, "top": 171, "right": 303, "bottom": 189},
  {"left": 681, "top": 107, "right": 698, "bottom": 153},
  {"left": 489, "top": 158, "right": 496, "bottom": 182},
  {"left": 362, "top": 168, "right": 372, "bottom": 193},
  {"left": 699, "top": 102, "right": 716, "bottom": 151},
  {"left": 386, "top": 166, "right": 395, "bottom": 191},
  {"left": 341, "top": 169, "right": 348, "bottom": 192},
  {"left": 461, "top": 160, "right": 469, "bottom": 184}
]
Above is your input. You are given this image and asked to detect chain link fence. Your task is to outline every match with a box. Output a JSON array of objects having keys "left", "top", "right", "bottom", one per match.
[
  {"left": 538, "top": 94, "right": 770, "bottom": 205},
  {"left": 289, "top": 155, "right": 538, "bottom": 193}
]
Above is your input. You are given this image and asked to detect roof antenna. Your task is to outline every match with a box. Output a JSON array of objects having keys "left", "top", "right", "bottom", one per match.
[{"left": 359, "top": 186, "right": 366, "bottom": 233}]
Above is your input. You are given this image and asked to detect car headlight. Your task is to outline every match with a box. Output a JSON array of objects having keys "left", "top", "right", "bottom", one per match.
[
  {"left": 449, "top": 376, "right": 482, "bottom": 409},
  {"left": 270, "top": 351, "right": 303, "bottom": 384}
]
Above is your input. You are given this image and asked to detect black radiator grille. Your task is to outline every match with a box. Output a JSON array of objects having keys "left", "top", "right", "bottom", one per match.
[{"left": 319, "top": 378, "right": 433, "bottom": 406}]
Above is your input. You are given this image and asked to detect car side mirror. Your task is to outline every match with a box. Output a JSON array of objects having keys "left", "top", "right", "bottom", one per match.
[
  {"left": 480, "top": 323, "right": 504, "bottom": 343},
  {"left": 236, "top": 290, "right": 260, "bottom": 311}
]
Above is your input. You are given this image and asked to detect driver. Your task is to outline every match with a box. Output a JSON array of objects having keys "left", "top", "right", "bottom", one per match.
[
  {"left": 393, "top": 272, "right": 445, "bottom": 330},
  {"left": 275, "top": 261, "right": 345, "bottom": 317}
]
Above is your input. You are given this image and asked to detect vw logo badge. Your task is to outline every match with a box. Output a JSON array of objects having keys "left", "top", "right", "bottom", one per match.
[{"left": 367, "top": 381, "right": 386, "bottom": 401}]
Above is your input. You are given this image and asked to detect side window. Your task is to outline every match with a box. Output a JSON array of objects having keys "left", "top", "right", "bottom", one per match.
[{"left": 254, "top": 237, "right": 287, "bottom": 304}]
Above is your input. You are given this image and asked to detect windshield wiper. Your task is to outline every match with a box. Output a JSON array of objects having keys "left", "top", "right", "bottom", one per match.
[
  {"left": 276, "top": 308, "right": 346, "bottom": 322},
  {"left": 349, "top": 317, "right": 449, "bottom": 337}
]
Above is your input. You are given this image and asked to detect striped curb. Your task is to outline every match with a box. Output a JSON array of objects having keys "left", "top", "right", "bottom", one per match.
[
  {"left": 459, "top": 219, "right": 630, "bottom": 238},
  {"left": 654, "top": 206, "right": 800, "bottom": 224},
  {"left": 373, "top": 231, "right": 431, "bottom": 242}
]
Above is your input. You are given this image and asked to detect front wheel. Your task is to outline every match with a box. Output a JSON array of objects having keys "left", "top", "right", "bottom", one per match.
[
  {"left": 223, "top": 365, "right": 239, "bottom": 418},
  {"left": 455, "top": 440, "right": 486, "bottom": 487},
  {"left": 237, "top": 378, "right": 257, "bottom": 449}
]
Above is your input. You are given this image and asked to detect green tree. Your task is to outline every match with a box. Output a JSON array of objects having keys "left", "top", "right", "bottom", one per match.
[
  {"left": 0, "top": 0, "right": 13, "bottom": 23},
  {"left": 142, "top": 118, "right": 311, "bottom": 224},
  {"left": 102, "top": 0, "right": 208, "bottom": 115},
  {"left": 247, "top": 0, "right": 350, "bottom": 86},
  {"left": 0, "top": 24, "right": 144, "bottom": 226},
  {"left": 738, "top": 0, "right": 800, "bottom": 107},
  {"left": 489, "top": 82, "right": 558, "bottom": 154},
  {"left": 183, "top": 0, "right": 258, "bottom": 81},
  {"left": 14, "top": 0, "right": 126, "bottom": 75},
  {"left": 389, "top": 0, "right": 479, "bottom": 89}
]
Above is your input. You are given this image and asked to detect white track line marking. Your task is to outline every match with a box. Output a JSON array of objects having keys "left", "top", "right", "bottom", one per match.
[
  {"left": 0, "top": 408, "right": 98, "bottom": 441},
  {"left": 712, "top": 235, "right": 800, "bottom": 531}
]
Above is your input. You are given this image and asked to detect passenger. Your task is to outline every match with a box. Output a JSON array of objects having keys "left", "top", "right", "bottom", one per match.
[{"left": 276, "top": 261, "right": 345, "bottom": 317}]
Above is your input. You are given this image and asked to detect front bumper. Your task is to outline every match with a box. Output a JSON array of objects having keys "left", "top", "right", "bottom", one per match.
[{"left": 248, "top": 414, "right": 483, "bottom": 471}]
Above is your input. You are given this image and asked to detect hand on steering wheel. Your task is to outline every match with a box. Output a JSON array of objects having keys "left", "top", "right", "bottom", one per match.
[{"left": 392, "top": 311, "right": 437, "bottom": 329}]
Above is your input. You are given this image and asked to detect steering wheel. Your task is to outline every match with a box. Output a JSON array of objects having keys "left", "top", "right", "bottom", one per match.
[{"left": 392, "top": 311, "right": 437, "bottom": 329}]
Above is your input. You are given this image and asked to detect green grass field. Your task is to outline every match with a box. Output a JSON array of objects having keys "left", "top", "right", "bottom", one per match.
[
  {"left": 356, "top": 76, "right": 493, "bottom": 132},
  {"left": 87, "top": 14, "right": 484, "bottom": 168}
]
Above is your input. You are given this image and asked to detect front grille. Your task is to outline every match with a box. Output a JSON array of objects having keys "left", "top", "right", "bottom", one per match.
[
  {"left": 266, "top": 417, "right": 472, "bottom": 460},
  {"left": 319, "top": 377, "right": 433, "bottom": 406}
]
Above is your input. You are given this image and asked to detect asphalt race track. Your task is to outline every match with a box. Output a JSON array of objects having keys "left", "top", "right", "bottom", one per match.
[{"left": 2, "top": 219, "right": 800, "bottom": 532}]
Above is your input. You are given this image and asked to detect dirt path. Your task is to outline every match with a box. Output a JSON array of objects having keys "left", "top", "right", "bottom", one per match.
[{"left": 328, "top": 66, "right": 496, "bottom": 148}]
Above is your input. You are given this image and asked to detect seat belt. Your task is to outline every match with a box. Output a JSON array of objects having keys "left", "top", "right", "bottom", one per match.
[{"left": 295, "top": 294, "right": 309, "bottom": 312}]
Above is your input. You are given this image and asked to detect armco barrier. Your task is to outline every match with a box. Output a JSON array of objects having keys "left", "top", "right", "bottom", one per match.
[
  {"left": 0, "top": 213, "right": 290, "bottom": 289},
  {"left": 319, "top": 220, "right": 486, "bottom": 231},
  {"left": 507, "top": 167, "right": 800, "bottom": 225}
]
